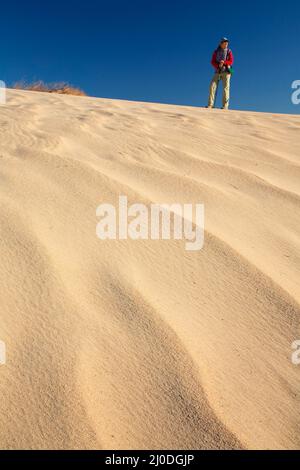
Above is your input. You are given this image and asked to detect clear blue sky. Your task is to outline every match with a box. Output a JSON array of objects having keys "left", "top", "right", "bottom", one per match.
[{"left": 2, "top": 0, "right": 299, "bottom": 114}]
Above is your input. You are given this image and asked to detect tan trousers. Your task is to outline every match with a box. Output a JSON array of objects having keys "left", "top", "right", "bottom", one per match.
[{"left": 208, "top": 72, "right": 231, "bottom": 109}]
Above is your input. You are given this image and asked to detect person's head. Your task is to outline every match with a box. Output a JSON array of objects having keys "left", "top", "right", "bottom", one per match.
[{"left": 220, "top": 38, "right": 229, "bottom": 49}]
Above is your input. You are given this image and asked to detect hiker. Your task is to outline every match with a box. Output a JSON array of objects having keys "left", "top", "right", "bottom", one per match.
[{"left": 207, "top": 37, "right": 234, "bottom": 109}]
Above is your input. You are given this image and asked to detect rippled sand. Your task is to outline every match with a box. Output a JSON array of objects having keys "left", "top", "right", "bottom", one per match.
[{"left": 0, "top": 89, "right": 299, "bottom": 449}]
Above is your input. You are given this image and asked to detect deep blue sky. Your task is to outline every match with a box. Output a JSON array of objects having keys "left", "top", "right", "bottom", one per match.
[{"left": 2, "top": 0, "right": 299, "bottom": 113}]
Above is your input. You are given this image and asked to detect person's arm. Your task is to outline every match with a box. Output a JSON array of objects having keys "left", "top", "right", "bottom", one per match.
[
  {"left": 211, "top": 51, "right": 218, "bottom": 70},
  {"left": 224, "top": 50, "right": 234, "bottom": 66}
]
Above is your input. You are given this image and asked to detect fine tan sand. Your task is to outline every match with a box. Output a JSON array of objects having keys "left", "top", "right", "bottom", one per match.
[{"left": 0, "top": 89, "right": 299, "bottom": 450}]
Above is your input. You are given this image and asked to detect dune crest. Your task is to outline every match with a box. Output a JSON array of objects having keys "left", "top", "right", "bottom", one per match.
[{"left": 0, "top": 89, "right": 299, "bottom": 449}]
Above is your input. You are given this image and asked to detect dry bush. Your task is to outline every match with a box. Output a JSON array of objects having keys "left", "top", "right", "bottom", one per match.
[{"left": 13, "top": 80, "right": 87, "bottom": 96}]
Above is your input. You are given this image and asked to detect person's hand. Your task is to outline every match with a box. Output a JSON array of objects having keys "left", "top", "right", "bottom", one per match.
[{"left": 219, "top": 60, "right": 224, "bottom": 67}]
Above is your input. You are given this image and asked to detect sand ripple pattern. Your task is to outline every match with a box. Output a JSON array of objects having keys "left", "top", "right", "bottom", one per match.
[{"left": 0, "top": 89, "right": 299, "bottom": 449}]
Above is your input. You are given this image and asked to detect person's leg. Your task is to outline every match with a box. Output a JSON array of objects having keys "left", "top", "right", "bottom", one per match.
[
  {"left": 222, "top": 73, "right": 231, "bottom": 109},
  {"left": 208, "top": 74, "right": 219, "bottom": 108}
]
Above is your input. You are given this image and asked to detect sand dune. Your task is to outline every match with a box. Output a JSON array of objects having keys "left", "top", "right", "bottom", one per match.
[{"left": 0, "top": 89, "right": 299, "bottom": 449}]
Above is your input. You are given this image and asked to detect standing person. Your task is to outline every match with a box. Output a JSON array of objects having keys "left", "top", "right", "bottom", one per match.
[{"left": 207, "top": 38, "right": 234, "bottom": 109}]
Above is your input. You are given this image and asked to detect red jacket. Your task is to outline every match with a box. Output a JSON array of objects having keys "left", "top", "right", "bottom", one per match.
[{"left": 211, "top": 49, "right": 234, "bottom": 71}]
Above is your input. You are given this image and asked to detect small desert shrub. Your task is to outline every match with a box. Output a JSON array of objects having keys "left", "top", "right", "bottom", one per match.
[{"left": 13, "top": 80, "right": 87, "bottom": 96}]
